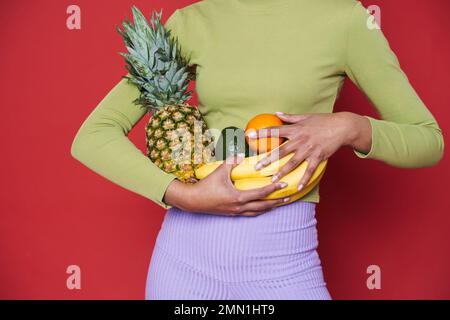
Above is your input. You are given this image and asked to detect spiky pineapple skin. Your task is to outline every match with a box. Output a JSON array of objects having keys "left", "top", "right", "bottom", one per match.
[{"left": 146, "top": 104, "right": 214, "bottom": 182}]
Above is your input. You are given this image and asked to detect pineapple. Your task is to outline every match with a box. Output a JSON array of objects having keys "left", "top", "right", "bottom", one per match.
[{"left": 117, "top": 6, "right": 214, "bottom": 182}]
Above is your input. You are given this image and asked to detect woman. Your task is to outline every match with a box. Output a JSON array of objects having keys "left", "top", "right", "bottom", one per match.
[{"left": 71, "top": 0, "right": 444, "bottom": 300}]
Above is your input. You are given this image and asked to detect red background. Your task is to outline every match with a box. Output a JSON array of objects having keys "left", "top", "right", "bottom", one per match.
[{"left": 0, "top": 0, "right": 449, "bottom": 299}]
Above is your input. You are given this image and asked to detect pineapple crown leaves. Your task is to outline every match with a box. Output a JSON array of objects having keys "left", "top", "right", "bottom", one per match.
[{"left": 116, "top": 6, "right": 195, "bottom": 111}]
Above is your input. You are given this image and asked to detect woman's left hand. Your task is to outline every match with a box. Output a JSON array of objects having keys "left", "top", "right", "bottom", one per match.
[{"left": 247, "top": 111, "right": 371, "bottom": 191}]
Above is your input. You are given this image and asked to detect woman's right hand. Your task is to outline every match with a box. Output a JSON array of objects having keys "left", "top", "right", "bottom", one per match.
[{"left": 163, "top": 155, "right": 290, "bottom": 217}]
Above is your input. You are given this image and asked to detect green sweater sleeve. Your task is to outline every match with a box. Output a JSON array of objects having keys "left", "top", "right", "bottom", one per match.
[
  {"left": 70, "top": 10, "right": 187, "bottom": 209},
  {"left": 344, "top": 2, "right": 444, "bottom": 168}
]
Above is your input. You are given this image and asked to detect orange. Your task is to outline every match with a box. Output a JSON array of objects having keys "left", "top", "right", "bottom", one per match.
[{"left": 245, "top": 113, "right": 285, "bottom": 153}]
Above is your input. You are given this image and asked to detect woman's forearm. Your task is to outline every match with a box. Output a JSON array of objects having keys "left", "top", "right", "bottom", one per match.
[
  {"left": 341, "top": 112, "right": 372, "bottom": 155},
  {"left": 163, "top": 180, "right": 195, "bottom": 211},
  {"left": 340, "top": 111, "right": 444, "bottom": 168},
  {"left": 71, "top": 77, "right": 178, "bottom": 209}
]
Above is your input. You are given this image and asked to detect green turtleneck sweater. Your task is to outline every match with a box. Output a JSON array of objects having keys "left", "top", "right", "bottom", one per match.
[{"left": 71, "top": 0, "right": 444, "bottom": 209}]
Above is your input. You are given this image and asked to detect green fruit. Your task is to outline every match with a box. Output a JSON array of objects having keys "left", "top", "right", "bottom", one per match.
[{"left": 214, "top": 126, "right": 254, "bottom": 161}]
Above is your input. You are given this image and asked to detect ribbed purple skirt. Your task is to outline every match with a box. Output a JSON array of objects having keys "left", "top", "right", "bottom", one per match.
[{"left": 145, "top": 200, "right": 331, "bottom": 300}]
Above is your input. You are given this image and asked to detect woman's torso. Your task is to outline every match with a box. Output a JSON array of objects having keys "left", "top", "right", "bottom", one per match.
[
  {"left": 171, "top": 0, "right": 356, "bottom": 201},
  {"left": 177, "top": 0, "right": 351, "bottom": 133}
]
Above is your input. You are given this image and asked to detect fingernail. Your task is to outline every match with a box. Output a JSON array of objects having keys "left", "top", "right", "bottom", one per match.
[
  {"left": 297, "top": 183, "right": 304, "bottom": 191},
  {"left": 247, "top": 131, "right": 257, "bottom": 139},
  {"left": 271, "top": 174, "right": 279, "bottom": 182},
  {"left": 256, "top": 158, "right": 270, "bottom": 170},
  {"left": 283, "top": 197, "right": 290, "bottom": 202},
  {"left": 275, "top": 111, "right": 284, "bottom": 116},
  {"left": 279, "top": 182, "right": 288, "bottom": 188}
]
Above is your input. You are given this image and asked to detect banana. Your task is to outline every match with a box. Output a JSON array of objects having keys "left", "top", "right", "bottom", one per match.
[
  {"left": 194, "top": 140, "right": 328, "bottom": 203},
  {"left": 195, "top": 142, "right": 293, "bottom": 180},
  {"left": 195, "top": 153, "right": 295, "bottom": 180},
  {"left": 195, "top": 161, "right": 222, "bottom": 179},
  {"left": 274, "top": 164, "right": 326, "bottom": 206},
  {"left": 233, "top": 160, "right": 327, "bottom": 200}
]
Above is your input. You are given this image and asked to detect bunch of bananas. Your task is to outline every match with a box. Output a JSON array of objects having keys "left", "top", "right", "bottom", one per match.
[{"left": 194, "top": 145, "right": 327, "bottom": 206}]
